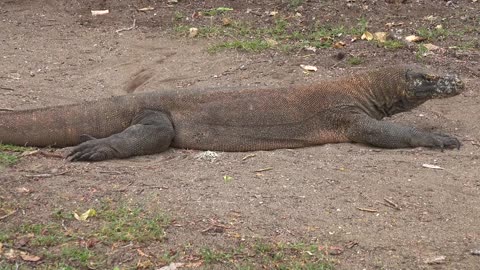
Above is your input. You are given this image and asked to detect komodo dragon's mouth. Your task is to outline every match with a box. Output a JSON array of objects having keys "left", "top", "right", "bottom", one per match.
[
  {"left": 406, "top": 69, "right": 465, "bottom": 99},
  {"left": 434, "top": 74, "right": 465, "bottom": 97}
]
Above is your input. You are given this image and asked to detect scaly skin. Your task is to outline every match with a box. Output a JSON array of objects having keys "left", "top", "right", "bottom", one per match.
[{"left": 0, "top": 66, "right": 465, "bottom": 161}]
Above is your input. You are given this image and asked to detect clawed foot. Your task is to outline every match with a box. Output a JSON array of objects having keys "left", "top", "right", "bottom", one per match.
[
  {"left": 67, "top": 139, "right": 118, "bottom": 161},
  {"left": 424, "top": 133, "right": 461, "bottom": 151}
]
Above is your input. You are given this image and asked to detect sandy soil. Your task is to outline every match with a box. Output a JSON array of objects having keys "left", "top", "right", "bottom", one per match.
[{"left": 1, "top": 0, "right": 479, "bottom": 269}]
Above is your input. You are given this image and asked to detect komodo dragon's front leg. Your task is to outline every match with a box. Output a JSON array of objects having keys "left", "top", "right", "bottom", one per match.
[
  {"left": 68, "top": 110, "right": 175, "bottom": 161},
  {"left": 347, "top": 115, "right": 461, "bottom": 150}
]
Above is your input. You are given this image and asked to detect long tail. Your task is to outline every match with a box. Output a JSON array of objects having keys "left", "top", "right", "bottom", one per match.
[{"left": 0, "top": 96, "right": 141, "bottom": 147}]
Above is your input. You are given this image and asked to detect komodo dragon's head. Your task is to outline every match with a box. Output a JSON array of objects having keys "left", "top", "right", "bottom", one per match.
[{"left": 405, "top": 68, "right": 465, "bottom": 99}]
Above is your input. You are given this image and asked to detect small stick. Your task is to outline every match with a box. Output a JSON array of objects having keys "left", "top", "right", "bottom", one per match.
[
  {"left": 0, "top": 86, "right": 15, "bottom": 91},
  {"left": 0, "top": 210, "right": 17, "bottom": 220},
  {"left": 383, "top": 198, "right": 400, "bottom": 210},
  {"left": 356, "top": 207, "right": 378, "bottom": 213},
  {"left": 254, "top": 167, "right": 273, "bottom": 173},
  {"left": 24, "top": 171, "right": 69, "bottom": 178},
  {"left": 242, "top": 154, "right": 256, "bottom": 161},
  {"left": 0, "top": 108, "right": 14, "bottom": 111},
  {"left": 116, "top": 19, "right": 136, "bottom": 33}
]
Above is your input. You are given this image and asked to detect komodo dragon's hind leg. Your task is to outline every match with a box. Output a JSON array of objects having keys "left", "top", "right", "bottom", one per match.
[
  {"left": 347, "top": 115, "right": 461, "bottom": 150},
  {"left": 68, "top": 110, "right": 175, "bottom": 161}
]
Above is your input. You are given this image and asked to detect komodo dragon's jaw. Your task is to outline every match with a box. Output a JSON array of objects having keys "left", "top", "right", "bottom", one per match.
[{"left": 405, "top": 69, "right": 465, "bottom": 99}]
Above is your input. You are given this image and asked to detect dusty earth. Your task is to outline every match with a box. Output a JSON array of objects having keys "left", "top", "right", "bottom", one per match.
[{"left": 1, "top": 0, "right": 479, "bottom": 269}]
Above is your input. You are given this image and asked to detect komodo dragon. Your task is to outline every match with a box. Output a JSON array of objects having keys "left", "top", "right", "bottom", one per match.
[{"left": 0, "top": 66, "right": 464, "bottom": 161}]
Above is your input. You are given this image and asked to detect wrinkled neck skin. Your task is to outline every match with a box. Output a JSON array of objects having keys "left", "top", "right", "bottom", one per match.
[{"left": 355, "top": 67, "right": 428, "bottom": 120}]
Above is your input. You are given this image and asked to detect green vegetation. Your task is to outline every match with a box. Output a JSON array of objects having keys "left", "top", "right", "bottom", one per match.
[
  {"left": 198, "top": 241, "right": 335, "bottom": 269},
  {"left": 0, "top": 203, "right": 170, "bottom": 269},
  {"left": 347, "top": 56, "right": 363, "bottom": 66},
  {"left": 173, "top": 11, "right": 185, "bottom": 21},
  {"left": 0, "top": 144, "right": 32, "bottom": 167},
  {"left": 61, "top": 247, "right": 94, "bottom": 268},
  {"left": 176, "top": 16, "right": 373, "bottom": 53},
  {"left": 98, "top": 204, "right": 169, "bottom": 243},
  {"left": 288, "top": 0, "right": 305, "bottom": 9},
  {"left": 209, "top": 39, "right": 272, "bottom": 53},
  {"left": 416, "top": 44, "right": 429, "bottom": 60},
  {"left": 382, "top": 40, "right": 405, "bottom": 50},
  {"left": 416, "top": 26, "right": 449, "bottom": 41},
  {"left": 202, "top": 7, "right": 234, "bottom": 17}
]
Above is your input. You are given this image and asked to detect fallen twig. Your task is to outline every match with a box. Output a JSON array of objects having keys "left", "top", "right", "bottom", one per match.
[
  {"left": 0, "top": 86, "right": 15, "bottom": 91},
  {"left": 383, "top": 198, "right": 401, "bottom": 210},
  {"left": 24, "top": 171, "right": 69, "bottom": 178},
  {"left": 254, "top": 167, "right": 273, "bottom": 173},
  {"left": 116, "top": 19, "right": 136, "bottom": 33},
  {"left": 0, "top": 210, "right": 17, "bottom": 220},
  {"left": 242, "top": 154, "right": 256, "bottom": 161},
  {"left": 0, "top": 108, "right": 14, "bottom": 111},
  {"left": 356, "top": 207, "right": 378, "bottom": 213}
]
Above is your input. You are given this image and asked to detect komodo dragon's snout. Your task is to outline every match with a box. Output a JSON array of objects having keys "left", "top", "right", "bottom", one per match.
[{"left": 405, "top": 69, "right": 465, "bottom": 99}]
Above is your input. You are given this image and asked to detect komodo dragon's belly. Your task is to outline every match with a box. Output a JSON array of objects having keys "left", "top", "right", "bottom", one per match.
[{"left": 169, "top": 114, "right": 349, "bottom": 151}]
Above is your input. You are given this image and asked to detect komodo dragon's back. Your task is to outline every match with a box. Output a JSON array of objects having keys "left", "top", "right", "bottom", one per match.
[{"left": 0, "top": 66, "right": 465, "bottom": 161}]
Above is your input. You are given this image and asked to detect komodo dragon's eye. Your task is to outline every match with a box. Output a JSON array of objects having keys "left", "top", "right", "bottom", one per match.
[{"left": 423, "top": 74, "right": 438, "bottom": 82}]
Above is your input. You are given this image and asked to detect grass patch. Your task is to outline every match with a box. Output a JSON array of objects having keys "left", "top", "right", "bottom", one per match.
[
  {"left": 288, "top": 0, "right": 305, "bottom": 9},
  {"left": 197, "top": 241, "right": 335, "bottom": 269},
  {"left": 0, "top": 203, "right": 170, "bottom": 269},
  {"left": 0, "top": 152, "right": 18, "bottom": 167},
  {"left": 97, "top": 204, "right": 169, "bottom": 243},
  {"left": 19, "top": 223, "right": 67, "bottom": 247},
  {"left": 176, "top": 16, "right": 372, "bottom": 53},
  {"left": 0, "top": 144, "right": 33, "bottom": 167},
  {"left": 61, "top": 246, "right": 94, "bottom": 268},
  {"left": 416, "top": 44, "right": 429, "bottom": 60},
  {"left": 209, "top": 39, "right": 272, "bottom": 53},
  {"left": 347, "top": 56, "right": 363, "bottom": 66},
  {"left": 382, "top": 40, "right": 405, "bottom": 50},
  {"left": 416, "top": 26, "right": 450, "bottom": 41},
  {"left": 201, "top": 7, "right": 234, "bottom": 17}
]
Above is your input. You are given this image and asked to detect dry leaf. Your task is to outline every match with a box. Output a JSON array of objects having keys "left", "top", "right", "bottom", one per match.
[
  {"left": 269, "top": 11, "right": 278, "bottom": 16},
  {"left": 91, "top": 10, "right": 109, "bottom": 16},
  {"left": 222, "top": 17, "right": 231, "bottom": 26},
  {"left": 265, "top": 38, "right": 278, "bottom": 46},
  {"left": 423, "top": 43, "right": 440, "bottom": 51},
  {"left": 137, "top": 248, "right": 151, "bottom": 257},
  {"left": 189, "top": 27, "right": 198, "bottom": 38},
  {"left": 405, "top": 35, "right": 426, "bottom": 42},
  {"left": 74, "top": 209, "right": 96, "bottom": 221},
  {"left": 137, "top": 259, "right": 154, "bottom": 269},
  {"left": 333, "top": 41, "right": 346, "bottom": 48},
  {"left": 20, "top": 252, "right": 41, "bottom": 262},
  {"left": 300, "top": 64, "right": 317, "bottom": 72},
  {"left": 361, "top": 31, "right": 373, "bottom": 41},
  {"left": 373, "top": 32, "right": 389, "bottom": 43},
  {"left": 304, "top": 46, "right": 317, "bottom": 52},
  {"left": 5, "top": 249, "right": 17, "bottom": 260},
  {"left": 20, "top": 149, "right": 40, "bottom": 156},
  {"left": 424, "top": 15, "right": 437, "bottom": 22}
]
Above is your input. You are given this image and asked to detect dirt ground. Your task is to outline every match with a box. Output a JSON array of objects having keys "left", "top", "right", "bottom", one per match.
[{"left": 1, "top": 0, "right": 479, "bottom": 269}]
